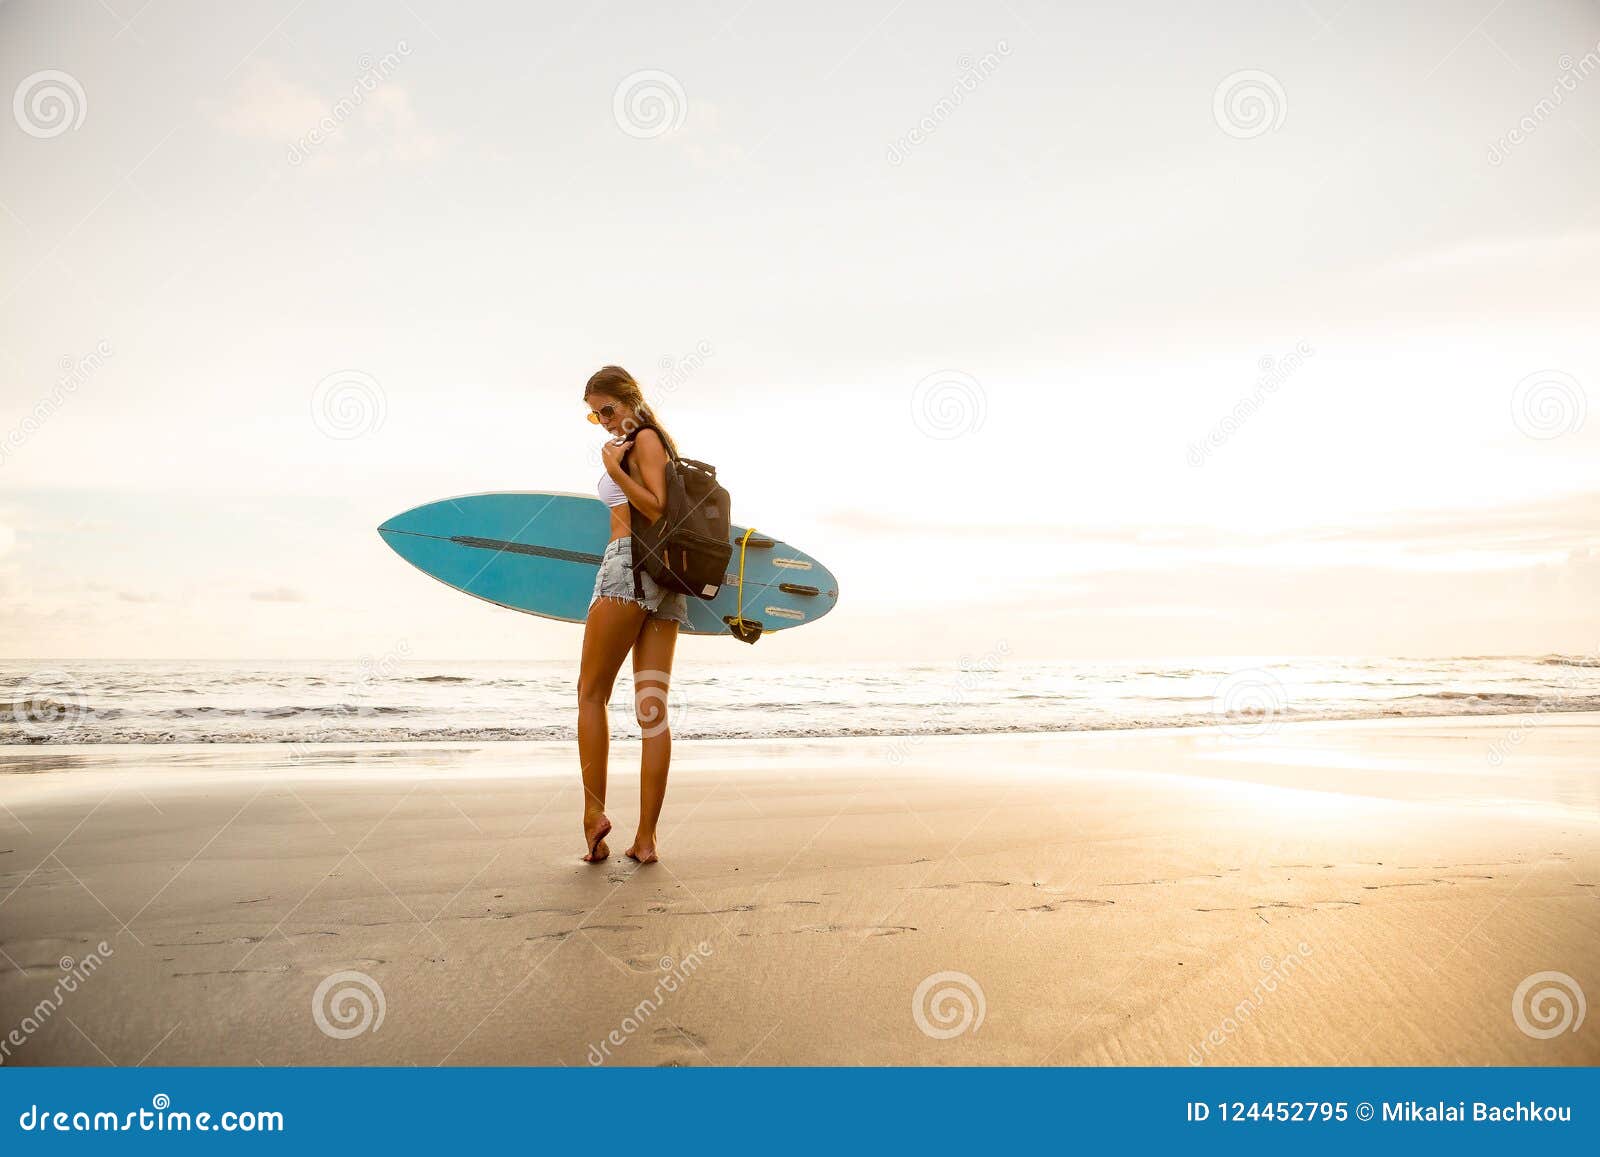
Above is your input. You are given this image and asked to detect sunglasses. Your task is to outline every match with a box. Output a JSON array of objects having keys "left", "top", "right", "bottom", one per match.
[{"left": 586, "top": 404, "right": 619, "bottom": 424}]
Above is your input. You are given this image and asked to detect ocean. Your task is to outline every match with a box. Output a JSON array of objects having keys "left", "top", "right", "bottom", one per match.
[{"left": 4, "top": 654, "right": 1598, "bottom": 745}]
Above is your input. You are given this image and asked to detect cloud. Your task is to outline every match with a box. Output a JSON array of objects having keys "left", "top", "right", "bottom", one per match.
[
  {"left": 673, "top": 99, "right": 745, "bottom": 172},
  {"left": 819, "top": 491, "right": 1600, "bottom": 574},
  {"left": 1377, "top": 230, "right": 1600, "bottom": 278},
  {"left": 206, "top": 60, "right": 443, "bottom": 168},
  {"left": 206, "top": 61, "right": 327, "bottom": 142},
  {"left": 249, "top": 586, "right": 306, "bottom": 603}
]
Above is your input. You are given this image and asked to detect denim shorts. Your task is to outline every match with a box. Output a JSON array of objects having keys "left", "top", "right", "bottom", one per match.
[{"left": 590, "top": 536, "right": 690, "bottom": 627}]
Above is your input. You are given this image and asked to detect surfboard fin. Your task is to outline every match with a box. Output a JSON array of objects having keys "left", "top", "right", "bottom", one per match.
[{"left": 725, "top": 616, "right": 763, "bottom": 644}]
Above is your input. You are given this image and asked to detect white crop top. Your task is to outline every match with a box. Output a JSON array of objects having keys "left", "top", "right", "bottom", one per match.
[{"left": 598, "top": 470, "right": 628, "bottom": 507}]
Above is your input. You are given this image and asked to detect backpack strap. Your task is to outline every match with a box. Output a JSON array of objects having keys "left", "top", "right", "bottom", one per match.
[
  {"left": 621, "top": 419, "right": 672, "bottom": 600},
  {"left": 619, "top": 419, "right": 677, "bottom": 464}
]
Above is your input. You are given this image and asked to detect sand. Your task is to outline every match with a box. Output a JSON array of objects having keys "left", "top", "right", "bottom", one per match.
[{"left": 0, "top": 715, "right": 1596, "bottom": 1066}]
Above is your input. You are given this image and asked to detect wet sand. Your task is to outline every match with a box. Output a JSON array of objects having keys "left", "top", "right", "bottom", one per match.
[{"left": 1, "top": 715, "right": 1596, "bottom": 1066}]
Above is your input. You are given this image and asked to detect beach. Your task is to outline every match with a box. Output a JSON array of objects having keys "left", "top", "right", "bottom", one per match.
[{"left": 1, "top": 714, "right": 1596, "bottom": 1067}]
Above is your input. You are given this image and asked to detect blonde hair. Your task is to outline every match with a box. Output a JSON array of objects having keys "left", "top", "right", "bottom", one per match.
[{"left": 583, "top": 365, "right": 679, "bottom": 457}]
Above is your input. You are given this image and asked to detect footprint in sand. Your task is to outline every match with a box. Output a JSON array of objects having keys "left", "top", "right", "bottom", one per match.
[
  {"left": 526, "top": 923, "right": 642, "bottom": 942},
  {"left": 646, "top": 904, "right": 757, "bottom": 916},
  {"left": 1020, "top": 900, "right": 1114, "bottom": 913},
  {"left": 153, "top": 934, "right": 263, "bottom": 947},
  {"left": 1103, "top": 875, "right": 1223, "bottom": 887},
  {"left": 654, "top": 1024, "right": 707, "bottom": 1048},
  {"left": 1195, "top": 899, "right": 1361, "bottom": 912},
  {"left": 647, "top": 1024, "right": 709, "bottom": 1065},
  {"left": 738, "top": 923, "right": 917, "bottom": 938}
]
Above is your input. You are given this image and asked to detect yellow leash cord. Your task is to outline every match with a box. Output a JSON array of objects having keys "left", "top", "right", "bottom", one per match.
[{"left": 730, "top": 527, "right": 757, "bottom": 632}]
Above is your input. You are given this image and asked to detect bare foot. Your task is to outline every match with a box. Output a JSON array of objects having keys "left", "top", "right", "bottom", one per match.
[
  {"left": 582, "top": 814, "right": 612, "bottom": 862},
  {"left": 624, "top": 838, "right": 658, "bottom": 864}
]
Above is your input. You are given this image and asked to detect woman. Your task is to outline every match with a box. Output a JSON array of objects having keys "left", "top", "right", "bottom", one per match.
[{"left": 577, "top": 365, "right": 690, "bottom": 865}]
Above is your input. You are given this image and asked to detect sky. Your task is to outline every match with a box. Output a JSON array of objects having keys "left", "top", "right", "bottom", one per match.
[{"left": 1, "top": 0, "right": 1597, "bottom": 664}]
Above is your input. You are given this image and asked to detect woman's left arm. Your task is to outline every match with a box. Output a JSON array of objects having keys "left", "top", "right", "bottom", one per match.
[{"left": 603, "top": 429, "right": 669, "bottom": 521}]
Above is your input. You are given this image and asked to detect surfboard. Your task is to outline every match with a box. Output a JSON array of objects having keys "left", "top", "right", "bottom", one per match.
[{"left": 377, "top": 492, "right": 839, "bottom": 637}]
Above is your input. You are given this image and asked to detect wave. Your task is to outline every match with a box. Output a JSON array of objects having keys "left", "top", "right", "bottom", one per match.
[
  {"left": 5, "top": 698, "right": 80, "bottom": 720},
  {"left": 11, "top": 697, "right": 1600, "bottom": 746},
  {"left": 259, "top": 704, "right": 413, "bottom": 718},
  {"left": 1400, "top": 691, "right": 1547, "bottom": 703},
  {"left": 144, "top": 704, "right": 416, "bottom": 719}
]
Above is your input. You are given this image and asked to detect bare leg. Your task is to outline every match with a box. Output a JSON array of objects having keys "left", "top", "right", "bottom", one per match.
[
  {"left": 626, "top": 616, "right": 679, "bottom": 863},
  {"left": 577, "top": 595, "right": 648, "bottom": 861}
]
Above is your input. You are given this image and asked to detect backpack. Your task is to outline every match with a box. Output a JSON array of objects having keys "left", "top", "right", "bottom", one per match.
[{"left": 622, "top": 423, "right": 734, "bottom": 604}]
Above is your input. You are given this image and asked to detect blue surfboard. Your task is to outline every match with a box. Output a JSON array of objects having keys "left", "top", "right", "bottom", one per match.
[{"left": 377, "top": 492, "right": 839, "bottom": 637}]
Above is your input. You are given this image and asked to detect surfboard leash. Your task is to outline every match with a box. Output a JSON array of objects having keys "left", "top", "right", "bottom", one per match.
[{"left": 726, "top": 527, "right": 764, "bottom": 644}]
